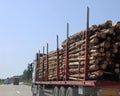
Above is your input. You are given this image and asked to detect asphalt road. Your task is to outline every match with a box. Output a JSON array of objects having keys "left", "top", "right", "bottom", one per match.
[{"left": 0, "top": 84, "right": 32, "bottom": 96}]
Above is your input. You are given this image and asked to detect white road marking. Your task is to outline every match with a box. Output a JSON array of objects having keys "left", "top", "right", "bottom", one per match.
[{"left": 16, "top": 91, "right": 20, "bottom": 94}]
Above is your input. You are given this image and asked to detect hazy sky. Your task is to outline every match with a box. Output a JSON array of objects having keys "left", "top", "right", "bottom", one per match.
[{"left": 0, "top": 0, "right": 120, "bottom": 79}]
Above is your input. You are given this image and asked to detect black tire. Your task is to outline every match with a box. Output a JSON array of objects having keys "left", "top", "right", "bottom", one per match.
[
  {"left": 53, "top": 86, "right": 59, "bottom": 96},
  {"left": 32, "top": 92, "right": 38, "bottom": 96},
  {"left": 66, "top": 87, "right": 73, "bottom": 96},
  {"left": 32, "top": 93, "right": 36, "bottom": 96},
  {"left": 31, "top": 85, "right": 38, "bottom": 96},
  {"left": 36, "top": 88, "right": 39, "bottom": 96},
  {"left": 59, "top": 87, "right": 66, "bottom": 96},
  {"left": 36, "top": 87, "right": 45, "bottom": 96}
]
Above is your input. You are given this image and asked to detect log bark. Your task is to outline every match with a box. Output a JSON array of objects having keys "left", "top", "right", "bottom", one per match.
[{"left": 89, "top": 64, "right": 99, "bottom": 71}]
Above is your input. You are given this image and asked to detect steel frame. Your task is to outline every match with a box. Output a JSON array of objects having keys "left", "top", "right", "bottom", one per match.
[
  {"left": 34, "top": 80, "right": 120, "bottom": 88},
  {"left": 46, "top": 43, "right": 48, "bottom": 81},
  {"left": 57, "top": 35, "right": 59, "bottom": 80},
  {"left": 65, "top": 23, "right": 69, "bottom": 81}
]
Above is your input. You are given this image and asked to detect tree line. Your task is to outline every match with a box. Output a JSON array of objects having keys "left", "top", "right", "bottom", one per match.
[
  {"left": 0, "top": 63, "right": 33, "bottom": 84},
  {"left": 22, "top": 63, "right": 33, "bottom": 83}
]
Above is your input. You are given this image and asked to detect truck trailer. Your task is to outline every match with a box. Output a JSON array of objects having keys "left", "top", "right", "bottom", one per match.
[
  {"left": 31, "top": 8, "right": 120, "bottom": 96},
  {"left": 13, "top": 76, "right": 19, "bottom": 85}
]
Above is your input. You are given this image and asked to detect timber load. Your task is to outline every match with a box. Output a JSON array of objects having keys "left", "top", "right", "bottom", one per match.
[
  {"left": 36, "top": 20, "right": 120, "bottom": 81},
  {"left": 36, "top": 49, "right": 64, "bottom": 81},
  {"left": 62, "top": 20, "right": 120, "bottom": 81}
]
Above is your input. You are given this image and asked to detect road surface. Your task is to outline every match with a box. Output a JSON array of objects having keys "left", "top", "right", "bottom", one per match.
[{"left": 0, "top": 84, "right": 32, "bottom": 96}]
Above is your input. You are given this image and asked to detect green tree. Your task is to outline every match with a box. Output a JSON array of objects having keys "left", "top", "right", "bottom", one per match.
[{"left": 22, "top": 63, "right": 33, "bottom": 83}]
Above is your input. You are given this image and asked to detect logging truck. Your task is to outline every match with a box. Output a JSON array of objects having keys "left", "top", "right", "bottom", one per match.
[
  {"left": 31, "top": 8, "right": 120, "bottom": 96},
  {"left": 13, "top": 76, "right": 19, "bottom": 85}
]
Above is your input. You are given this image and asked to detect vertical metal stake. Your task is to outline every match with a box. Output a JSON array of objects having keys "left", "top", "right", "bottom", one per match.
[
  {"left": 84, "top": 7, "right": 89, "bottom": 80},
  {"left": 57, "top": 35, "right": 59, "bottom": 80},
  {"left": 65, "top": 23, "right": 69, "bottom": 81}
]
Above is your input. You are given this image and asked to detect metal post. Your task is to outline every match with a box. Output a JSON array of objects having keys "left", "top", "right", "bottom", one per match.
[
  {"left": 35, "top": 51, "right": 39, "bottom": 81},
  {"left": 37, "top": 50, "right": 40, "bottom": 81},
  {"left": 84, "top": 7, "right": 89, "bottom": 80},
  {"left": 65, "top": 23, "right": 69, "bottom": 80},
  {"left": 42, "top": 46, "right": 45, "bottom": 80},
  {"left": 57, "top": 35, "right": 59, "bottom": 80},
  {"left": 46, "top": 43, "right": 48, "bottom": 81}
]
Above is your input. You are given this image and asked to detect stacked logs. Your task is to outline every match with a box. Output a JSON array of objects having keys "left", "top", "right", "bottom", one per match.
[
  {"left": 36, "top": 53, "right": 45, "bottom": 81},
  {"left": 62, "top": 20, "right": 120, "bottom": 81},
  {"left": 48, "top": 49, "right": 64, "bottom": 80},
  {"left": 37, "top": 49, "right": 64, "bottom": 81},
  {"left": 36, "top": 20, "right": 120, "bottom": 81}
]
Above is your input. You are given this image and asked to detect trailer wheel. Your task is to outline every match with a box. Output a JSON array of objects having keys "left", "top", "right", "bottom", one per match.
[
  {"left": 66, "top": 87, "right": 73, "bottom": 96},
  {"left": 31, "top": 85, "right": 38, "bottom": 96},
  {"left": 59, "top": 86, "right": 66, "bottom": 96},
  {"left": 36, "top": 87, "right": 40, "bottom": 96},
  {"left": 32, "top": 94, "right": 36, "bottom": 96},
  {"left": 38, "top": 87, "right": 45, "bottom": 96},
  {"left": 53, "top": 86, "right": 59, "bottom": 96},
  {"left": 36, "top": 86, "right": 45, "bottom": 96}
]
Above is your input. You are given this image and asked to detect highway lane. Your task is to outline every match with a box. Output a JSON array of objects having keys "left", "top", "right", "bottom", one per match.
[{"left": 0, "top": 84, "right": 32, "bottom": 96}]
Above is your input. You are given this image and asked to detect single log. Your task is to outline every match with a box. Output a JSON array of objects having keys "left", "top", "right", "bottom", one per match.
[
  {"left": 68, "top": 77, "right": 83, "bottom": 80},
  {"left": 69, "top": 59, "right": 99, "bottom": 66},
  {"left": 114, "top": 21, "right": 120, "bottom": 32},
  {"left": 103, "top": 71, "right": 114, "bottom": 75},
  {"left": 98, "top": 20, "right": 112, "bottom": 29},
  {"left": 113, "top": 43, "right": 119, "bottom": 48},
  {"left": 90, "top": 70, "right": 103, "bottom": 77},
  {"left": 69, "top": 62, "right": 79, "bottom": 66},
  {"left": 68, "top": 56, "right": 104, "bottom": 61},
  {"left": 69, "top": 67, "right": 84, "bottom": 73},
  {"left": 69, "top": 58, "right": 80, "bottom": 62},
  {"left": 48, "top": 55, "right": 63, "bottom": 60},
  {"left": 101, "top": 63, "right": 107, "bottom": 70},
  {"left": 89, "top": 32, "right": 102, "bottom": 39},
  {"left": 69, "top": 74, "right": 85, "bottom": 78},
  {"left": 105, "top": 51, "right": 111, "bottom": 57},
  {"left": 89, "top": 64, "right": 99, "bottom": 71},
  {"left": 90, "top": 37, "right": 99, "bottom": 44},
  {"left": 89, "top": 59, "right": 99, "bottom": 65},
  {"left": 68, "top": 48, "right": 83, "bottom": 54},
  {"left": 79, "top": 61, "right": 85, "bottom": 65},
  {"left": 99, "top": 48, "right": 105, "bottom": 53},
  {"left": 69, "top": 53, "right": 79, "bottom": 58},
  {"left": 89, "top": 56, "right": 103, "bottom": 61},
  {"left": 89, "top": 48, "right": 105, "bottom": 53},
  {"left": 100, "top": 28, "right": 114, "bottom": 35},
  {"left": 112, "top": 47, "right": 118, "bottom": 53},
  {"left": 99, "top": 41, "right": 110, "bottom": 48},
  {"left": 89, "top": 25, "right": 99, "bottom": 31},
  {"left": 89, "top": 49, "right": 98, "bottom": 53},
  {"left": 99, "top": 32, "right": 106, "bottom": 39},
  {"left": 69, "top": 68, "right": 79, "bottom": 73},
  {"left": 115, "top": 64, "right": 120, "bottom": 67},
  {"left": 107, "top": 36, "right": 111, "bottom": 41},
  {"left": 88, "top": 74, "right": 97, "bottom": 79},
  {"left": 115, "top": 68, "right": 120, "bottom": 73},
  {"left": 69, "top": 65, "right": 79, "bottom": 68},
  {"left": 90, "top": 52, "right": 102, "bottom": 57},
  {"left": 101, "top": 53, "right": 105, "bottom": 56}
]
